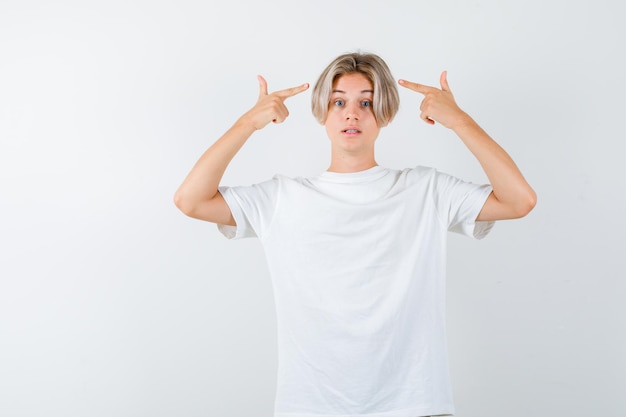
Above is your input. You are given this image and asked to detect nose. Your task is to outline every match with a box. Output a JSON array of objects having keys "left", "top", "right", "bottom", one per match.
[{"left": 344, "top": 103, "right": 360, "bottom": 120}]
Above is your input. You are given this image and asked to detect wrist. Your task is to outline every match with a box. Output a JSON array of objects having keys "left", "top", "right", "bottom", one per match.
[
  {"left": 449, "top": 112, "right": 476, "bottom": 132},
  {"left": 233, "top": 114, "right": 261, "bottom": 133}
]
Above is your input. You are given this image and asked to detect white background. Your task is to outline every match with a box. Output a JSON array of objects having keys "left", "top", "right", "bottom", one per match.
[{"left": 1, "top": 0, "right": 624, "bottom": 416}]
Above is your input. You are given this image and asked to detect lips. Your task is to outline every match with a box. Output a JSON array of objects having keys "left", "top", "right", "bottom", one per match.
[{"left": 342, "top": 128, "right": 361, "bottom": 133}]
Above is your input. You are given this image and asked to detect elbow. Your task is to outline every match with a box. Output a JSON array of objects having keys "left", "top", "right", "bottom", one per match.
[
  {"left": 514, "top": 188, "right": 537, "bottom": 218},
  {"left": 173, "top": 190, "right": 196, "bottom": 217},
  {"left": 173, "top": 191, "right": 187, "bottom": 214},
  {"left": 174, "top": 189, "right": 224, "bottom": 222}
]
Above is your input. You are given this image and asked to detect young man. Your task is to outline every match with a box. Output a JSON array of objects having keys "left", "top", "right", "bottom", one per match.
[{"left": 174, "top": 52, "right": 536, "bottom": 417}]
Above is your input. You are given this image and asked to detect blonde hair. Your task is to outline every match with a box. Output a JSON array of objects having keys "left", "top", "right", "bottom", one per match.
[{"left": 311, "top": 52, "right": 400, "bottom": 127}]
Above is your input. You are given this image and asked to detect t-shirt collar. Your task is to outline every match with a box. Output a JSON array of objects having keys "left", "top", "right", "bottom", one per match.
[{"left": 318, "top": 165, "right": 387, "bottom": 183}]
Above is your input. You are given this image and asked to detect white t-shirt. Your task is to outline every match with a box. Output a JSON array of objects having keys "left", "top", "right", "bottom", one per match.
[{"left": 218, "top": 165, "right": 494, "bottom": 417}]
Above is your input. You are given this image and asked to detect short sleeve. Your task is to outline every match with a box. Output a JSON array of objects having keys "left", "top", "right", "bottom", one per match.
[
  {"left": 217, "top": 177, "right": 280, "bottom": 240},
  {"left": 430, "top": 170, "right": 495, "bottom": 240}
]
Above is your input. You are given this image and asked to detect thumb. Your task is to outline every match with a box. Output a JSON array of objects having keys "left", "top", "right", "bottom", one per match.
[
  {"left": 258, "top": 75, "right": 268, "bottom": 98},
  {"left": 440, "top": 71, "right": 450, "bottom": 92}
]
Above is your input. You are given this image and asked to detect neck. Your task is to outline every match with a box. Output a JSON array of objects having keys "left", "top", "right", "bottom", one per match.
[{"left": 327, "top": 152, "right": 378, "bottom": 173}]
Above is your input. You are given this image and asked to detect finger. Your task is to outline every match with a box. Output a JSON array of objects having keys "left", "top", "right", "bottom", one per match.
[
  {"left": 258, "top": 75, "right": 269, "bottom": 98},
  {"left": 440, "top": 71, "right": 450, "bottom": 92},
  {"left": 419, "top": 98, "right": 427, "bottom": 112},
  {"left": 273, "top": 108, "right": 289, "bottom": 124},
  {"left": 271, "top": 102, "right": 290, "bottom": 123},
  {"left": 398, "top": 79, "right": 437, "bottom": 95},
  {"left": 420, "top": 112, "right": 435, "bottom": 125},
  {"left": 271, "top": 100, "right": 291, "bottom": 123},
  {"left": 274, "top": 82, "right": 310, "bottom": 99}
]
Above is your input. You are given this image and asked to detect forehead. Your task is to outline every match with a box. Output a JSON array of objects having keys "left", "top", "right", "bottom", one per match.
[{"left": 332, "top": 72, "right": 373, "bottom": 92}]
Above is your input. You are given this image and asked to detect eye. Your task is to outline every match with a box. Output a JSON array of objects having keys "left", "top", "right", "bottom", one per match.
[
  {"left": 361, "top": 100, "right": 372, "bottom": 108},
  {"left": 334, "top": 99, "right": 345, "bottom": 107}
]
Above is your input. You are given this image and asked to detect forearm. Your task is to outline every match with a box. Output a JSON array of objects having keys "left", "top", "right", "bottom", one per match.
[
  {"left": 174, "top": 118, "right": 256, "bottom": 212},
  {"left": 398, "top": 72, "right": 536, "bottom": 219},
  {"left": 452, "top": 114, "right": 536, "bottom": 217},
  {"left": 173, "top": 76, "right": 308, "bottom": 222}
]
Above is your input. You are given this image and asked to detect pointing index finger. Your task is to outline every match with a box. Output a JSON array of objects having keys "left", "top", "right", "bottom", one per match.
[
  {"left": 274, "top": 82, "right": 310, "bottom": 99},
  {"left": 398, "top": 79, "right": 436, "bottom": 95}
]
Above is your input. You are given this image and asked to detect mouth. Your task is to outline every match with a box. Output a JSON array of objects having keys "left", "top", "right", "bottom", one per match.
[{"left": 342, "top": 128, "right": 361, "bottom": 134}]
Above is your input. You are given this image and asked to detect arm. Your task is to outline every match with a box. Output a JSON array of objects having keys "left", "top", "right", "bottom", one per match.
[
  {"left": 398, "top": 73, "right": 536, "bottom": 221},
  {"left": 173, "top": 76, "right": 309, "bottom": 224}
]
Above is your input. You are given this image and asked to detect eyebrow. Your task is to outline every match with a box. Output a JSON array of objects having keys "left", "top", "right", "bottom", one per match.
[{"left": 332, "top": 89, "right": 374, "bottom": 94}]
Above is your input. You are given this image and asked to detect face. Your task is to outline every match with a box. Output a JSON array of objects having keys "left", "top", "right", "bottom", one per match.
[{"left": 324, "top": 72, "right": 381, "bottom": 157}]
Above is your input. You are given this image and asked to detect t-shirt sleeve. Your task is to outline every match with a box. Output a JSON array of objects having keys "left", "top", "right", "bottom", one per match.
[
  {"left": 431, "top": 170, "right": 495, "bottom": 240},
  {"left": 216, "top": 177, "right": 280, "bottom": 240}
]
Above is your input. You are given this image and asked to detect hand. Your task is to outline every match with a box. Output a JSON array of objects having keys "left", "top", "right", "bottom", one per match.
[
  {"left": 398, "top": 71, "right": 469, "bottom": 129},
  {"left": 240, "top": 75, "right": 309, "bottom": 130}
]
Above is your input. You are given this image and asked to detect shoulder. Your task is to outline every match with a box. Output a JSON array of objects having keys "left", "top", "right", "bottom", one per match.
[
  {"left": 404, "top": 165, "right": 437, "bottom": 177},
  {"left": 403, "top": 165, "right": 475, "bottom": 186},
  {"left": 395, "top": 165, "right": 439, "bottom": 186}
]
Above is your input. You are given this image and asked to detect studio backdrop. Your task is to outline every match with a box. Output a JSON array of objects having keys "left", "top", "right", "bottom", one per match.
[{"left": 1, "top": 1, "right": 624, "bottom": 416}]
